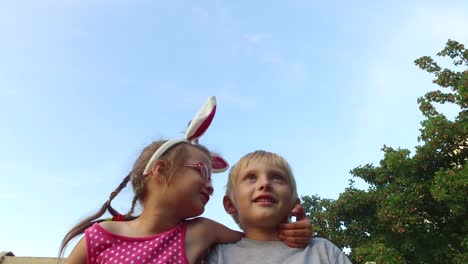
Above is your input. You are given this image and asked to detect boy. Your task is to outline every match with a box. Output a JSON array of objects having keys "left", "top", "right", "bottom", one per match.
[{"left": 205, "top": 150, "right": 352, "bottom": 264}]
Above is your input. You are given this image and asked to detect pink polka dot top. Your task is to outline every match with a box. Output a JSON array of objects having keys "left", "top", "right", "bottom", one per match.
[{"left": 85, "top": 222, "right": 189, "bottom": 264}]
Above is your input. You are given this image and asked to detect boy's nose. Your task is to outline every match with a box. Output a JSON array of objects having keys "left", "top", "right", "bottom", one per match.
[{"left": 257, "top": 177, "right": 271, "bottom": 191}]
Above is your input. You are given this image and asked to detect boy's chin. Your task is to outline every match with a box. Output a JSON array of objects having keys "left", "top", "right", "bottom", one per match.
[{"left": 252, "top": 212, "right": 290, "bottom": 227}]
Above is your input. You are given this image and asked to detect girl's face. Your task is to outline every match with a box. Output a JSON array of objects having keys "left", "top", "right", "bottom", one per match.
[{"left": 165, "top": 146, "right": 213, "bottom": 219}]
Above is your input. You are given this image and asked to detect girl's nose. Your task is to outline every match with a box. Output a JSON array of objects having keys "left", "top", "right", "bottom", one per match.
[{"left": 205, "top": 181, "right": 214, "bottom": 195}]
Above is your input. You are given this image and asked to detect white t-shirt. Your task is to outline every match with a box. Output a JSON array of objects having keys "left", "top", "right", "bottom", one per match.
[{"left": 205, "top": 237, "right": 352, "bottom": 264}]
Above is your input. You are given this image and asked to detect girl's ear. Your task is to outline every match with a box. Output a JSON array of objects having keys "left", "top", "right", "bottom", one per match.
[
  {"left": 150, "top": 160, "right": 169, "bottom": 176},
  {"left": 223, "top": 195, "right": 237, "bottom": 215}
]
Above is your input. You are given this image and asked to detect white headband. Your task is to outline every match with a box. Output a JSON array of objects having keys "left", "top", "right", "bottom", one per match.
[{"left": 142, "top": 96, "right": 229, "bottom": 176}]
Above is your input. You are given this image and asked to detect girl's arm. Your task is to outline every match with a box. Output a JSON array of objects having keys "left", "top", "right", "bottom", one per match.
[
  {"left": 278, "top": 204, "right": 313, "bottom": 248},
  {"left": 63, "top": 237, "right": 87, "bottom": 264},
  {"left": 207, "top": 218, "right": 243, "bottom": 244},
  {"left": 185, "top": 217, "right": 242, "bottom": 264},
  {"left": 188, "top": 217, "right": 242, "bottom": 245}
]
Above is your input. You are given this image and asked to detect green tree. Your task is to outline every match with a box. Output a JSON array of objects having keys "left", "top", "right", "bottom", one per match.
[{"left": 302, "top": 40, "right": 467, "bottom": 263}]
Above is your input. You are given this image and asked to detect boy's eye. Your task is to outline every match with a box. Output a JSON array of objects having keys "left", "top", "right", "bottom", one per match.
[
  {"left": 244, "top": 174, "right": 257, "bottom": 181},
  {"left": 271, "top": 174, "right": 286, "bottom": 182}
]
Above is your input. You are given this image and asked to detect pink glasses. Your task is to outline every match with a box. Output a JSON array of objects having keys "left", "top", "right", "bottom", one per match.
[{"left": 185, "top": 162, "right": 211, "bottom": 182}]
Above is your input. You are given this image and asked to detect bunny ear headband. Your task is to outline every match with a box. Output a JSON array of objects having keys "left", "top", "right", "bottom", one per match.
[{"left": 142, "top": 96, "right": 229, "bottom": 176}]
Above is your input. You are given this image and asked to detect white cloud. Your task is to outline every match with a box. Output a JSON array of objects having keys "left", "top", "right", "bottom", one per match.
[
  {"left": 191, "top": 7, "right": 209, "bottom": 19},
  {"left": 412, "top": 5, "right": 468, "bottom": 41},
  {"left": 202, "top": 86, "right": 257, "bottom": 110},
  {"left": 361, "top": 3, "right": 468, "bottom": 106},
  {"left": 261, "top": 54, "right": 283, "bottom": 65},
  {"left": 0, "top": 191, "right": 18, "bottom": 200},
  {"left": 245, "top": 33, "right": 268, "bottom": 45},
  {"left": 217, "top": 92, "right": 257, "bottom": 110},
  {"left": 0, "top": 0, "right": 142, "bottom": 11},
  {"left": 261, "top": 53, "right": 313, "bottom": 91},
  {"left": 1, "top": 88, "right": 17, "bottom": 96},
  {"left": 353, "top": 2, "right": 468, "bottom": 158}
]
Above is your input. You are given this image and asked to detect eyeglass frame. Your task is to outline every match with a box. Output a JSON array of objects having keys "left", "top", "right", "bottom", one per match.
[{"left": 184, "top": 162, "right": 212, "bottom": 182}]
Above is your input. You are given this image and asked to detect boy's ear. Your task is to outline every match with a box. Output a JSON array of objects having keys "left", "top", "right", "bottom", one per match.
[
  {"left": 290, "top": 198, "right": 301, "bottom": 212},
  {"left": 288, "top": 198, "right": 303, "bottom": 220},
  {"left": 293, "top": 198, "right": 301, "bottom": 207},
  {"left": 223, "top": 195, "right": 237, "bottom": 215}
]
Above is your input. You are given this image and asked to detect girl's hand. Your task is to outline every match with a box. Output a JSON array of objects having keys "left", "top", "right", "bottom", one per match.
[{"left": 277, "top": 204, "right": 312, "bottom": 248}]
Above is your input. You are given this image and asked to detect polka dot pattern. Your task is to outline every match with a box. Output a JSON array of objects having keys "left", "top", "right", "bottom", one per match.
[{"left": 85, "top": 223, "right": 189, "bottom": 264}]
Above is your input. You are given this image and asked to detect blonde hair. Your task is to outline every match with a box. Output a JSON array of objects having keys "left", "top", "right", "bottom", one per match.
[
  {"left": 59, "top": 140, "right": 210, "bottom": 257},
  {"left": 225, "top": 150, "right": 298, "bottom": 224}
]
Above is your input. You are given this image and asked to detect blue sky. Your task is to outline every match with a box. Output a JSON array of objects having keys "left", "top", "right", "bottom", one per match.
[{"left": 1, "top": 0, "right": 467, "bottom": 258}]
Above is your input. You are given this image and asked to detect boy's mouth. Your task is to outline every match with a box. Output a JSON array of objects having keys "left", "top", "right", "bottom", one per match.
[{"left": 253, "top": 194, "right": 277, "bottom": 204}]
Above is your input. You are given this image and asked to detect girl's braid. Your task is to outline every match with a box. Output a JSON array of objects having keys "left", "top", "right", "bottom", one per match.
[
  {"left": 106, "top": 173, "right": 131, "bottom": 217},
  {"left": 59, "top": 173, "right": 132, "bottom": 258},
  {"left": 126, "top": 194, "right": 139, "bottom": 217},
  {"left": 126, "top": 170, "right": 143, "bottom": 217}
]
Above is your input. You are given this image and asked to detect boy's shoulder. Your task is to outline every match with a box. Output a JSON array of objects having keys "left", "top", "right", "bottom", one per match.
[
  {"left": 310, "top": 237, "right": 337, "bottom": 247},
  {"left": 206, "top": 237, "right": 351, "bottom": 264},
  {"left": 306, "top": 237, "right": 351, "bottom": 264},
  {"left": 309, "top": 237, "right": 343, "bottom": 253}
]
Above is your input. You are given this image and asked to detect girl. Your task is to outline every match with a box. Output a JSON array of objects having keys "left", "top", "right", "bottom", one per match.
[{"left": 60, "top": 97, "right": 311, "bottom": 264}]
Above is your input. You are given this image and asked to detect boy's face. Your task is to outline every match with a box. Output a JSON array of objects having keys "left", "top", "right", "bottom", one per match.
[{"left": 225, "top": 158, "right": 297, "bottom": 229}]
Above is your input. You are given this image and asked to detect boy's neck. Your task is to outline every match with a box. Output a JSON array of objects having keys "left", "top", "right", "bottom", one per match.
[{"left": 243, "top": 226, "right": 281, "bottom": 241}]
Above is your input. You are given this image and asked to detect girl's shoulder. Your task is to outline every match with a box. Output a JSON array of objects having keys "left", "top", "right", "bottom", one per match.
[
  {"left": 98, "top": 220, "right": 124, "bottom": 234},
  {"left": 85, "top": 220, "right": 128, "bottom": 239},
  {"left": 90, "top": 220, "right": 187, "bottom": 241}
]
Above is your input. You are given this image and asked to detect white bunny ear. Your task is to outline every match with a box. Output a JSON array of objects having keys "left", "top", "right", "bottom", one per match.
[
  {"left": 185, "top": 96, "right": 217, "bottom": 142},
  {"left": 143, "top": 96, "right": 222, "bottom": 177},
  {"left": 211, "top": 153, "right": 229, "bottom": 173}
]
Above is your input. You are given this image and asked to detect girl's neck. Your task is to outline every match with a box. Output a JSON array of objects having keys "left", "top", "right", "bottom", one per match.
[{"left": 129, "top": 204, "right": 183, "bottom": 236}]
